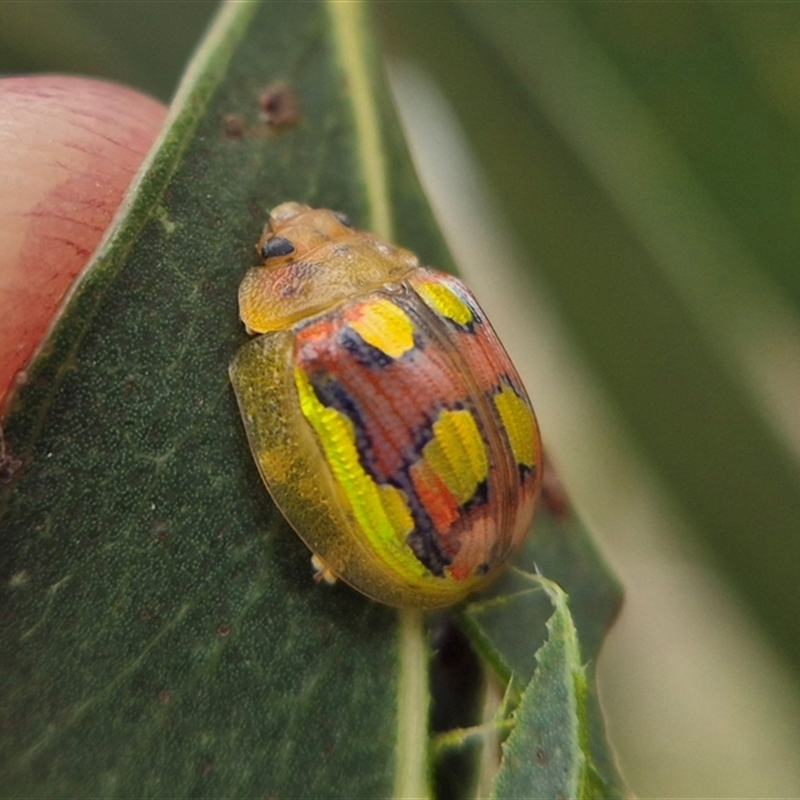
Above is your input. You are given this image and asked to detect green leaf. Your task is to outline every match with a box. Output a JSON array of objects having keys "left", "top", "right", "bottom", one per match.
[
  {"left": 0, "top": 1, "right": 623, "bottom": 796},
  {"left": 461, "top": 496, "right": 626, "bottom": 797},
  {"left": 488, "top": 578, "right": 614, "bottom": 800}
]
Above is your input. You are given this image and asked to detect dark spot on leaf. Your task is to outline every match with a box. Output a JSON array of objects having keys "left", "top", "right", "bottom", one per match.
[
  {"left": 158, "top": 689, "right": 171, "bottom": 705},
  {"left": 259, "top": 82, "right": 301, "bottom": 129},
  {"left": 152, "top": 520, "right": 169, "bottom": 542},
  {"left": 535, "top": 746, "right": 548, "bottom": 764},
  {"left": 217, "top": 623, "right": 231, "bottom": 637}
]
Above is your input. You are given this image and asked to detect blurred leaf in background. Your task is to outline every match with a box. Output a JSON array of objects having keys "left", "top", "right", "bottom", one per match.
[
  {"left": 0, "top": 0, "right": 213, "bottom": 102},
  {"left": 382, "top": 1, "right": 800, "bottom": 668},
  {"left": 4, "top": 0, "right": 800, "bottom": 797},
  {"left": 380, "top": 2, "right": 800, "bottom": 796}
]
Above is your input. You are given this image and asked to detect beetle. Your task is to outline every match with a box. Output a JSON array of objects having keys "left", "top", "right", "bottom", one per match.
[{"left": 229, "top": 202, "right": 542, "bottom": 608}]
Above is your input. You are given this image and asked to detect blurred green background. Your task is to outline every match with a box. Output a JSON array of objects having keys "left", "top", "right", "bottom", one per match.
[{"left": 3, "top": 1, "right": 800, "bottom": 796}]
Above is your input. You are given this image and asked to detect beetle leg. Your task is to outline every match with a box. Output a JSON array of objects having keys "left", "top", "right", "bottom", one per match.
[{"left": 311, "top": 553, "right": 338, "bottom": 585}]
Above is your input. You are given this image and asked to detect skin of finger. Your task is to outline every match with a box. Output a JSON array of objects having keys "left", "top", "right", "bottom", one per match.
[{"left": 0, "top": 75, "right": 167, "bottom": 412}]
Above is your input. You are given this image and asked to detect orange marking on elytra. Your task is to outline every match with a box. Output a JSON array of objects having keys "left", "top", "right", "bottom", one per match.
[
  {"left": 447, "top": 561, "right": 472, "bottom": 581},
  {"left": 411, "top": 462, "right": 459, "bottom": 533}
]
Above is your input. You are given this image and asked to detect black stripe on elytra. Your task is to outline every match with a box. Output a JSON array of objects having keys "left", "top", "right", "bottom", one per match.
[
  {"left": 339, "top": 326, "right": 395, "bottom": 369},
  {"left": 307, "top": 371, "right": 380, "bottom": 483},
  {"left": 390, "top": 469, "right": 451, "bottom": 578},
  {"left": 397, "top": 460, "right": 488, "bottom": 577},
  {"left": 392, "top": 401, "right": 495, "bottom": 577},
  {"left": 406, "top": 528, "right": 450, "bottom": 577},
  {"left": 308, "top": 370, "right": 452, "bottom": 577},
  {"left": 520, "top": 462, "right": 537, "bottom": 482},
  {"left": 435, "top": 312, "right": 479, "bottom": 336},
  {"left": 338, "top": 324, "right": 425, "bottom": 369},
  {"left": 308, "top": 371, "right": 501, "bottom": 579}
]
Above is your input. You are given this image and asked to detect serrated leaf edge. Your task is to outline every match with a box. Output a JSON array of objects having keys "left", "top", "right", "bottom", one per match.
[{"left": 491, "top": 578, "right": 598, "bottom": 799}]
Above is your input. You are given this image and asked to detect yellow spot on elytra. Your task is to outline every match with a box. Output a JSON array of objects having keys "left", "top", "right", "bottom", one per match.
[
  {"left": 294, "top": 366, "right": 417, "bottom": 564},
  {"left": 416, "top": 280, "right": 474, "bottom": 327},
  {"left": 494, "top": 385, "right": 536, "bottom": 468},
  {"left": 347, "top": 298, "right": 415, "bottom": 358},
  {"left": 421, "top": 409, "right": 487, "bottom": 505}
]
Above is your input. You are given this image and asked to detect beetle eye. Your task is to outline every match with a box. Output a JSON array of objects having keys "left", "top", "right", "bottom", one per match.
[
  {"left": 262, "top": 236, "right": 295, "bottom": 260},
  {"left": 333, "top": 210, "right": 353, "bottom": 228}
]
